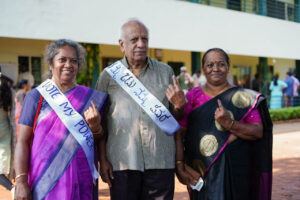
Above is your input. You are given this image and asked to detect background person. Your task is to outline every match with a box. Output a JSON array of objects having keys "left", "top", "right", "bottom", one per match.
[
  {"left": 283, "top": 71, "right": 294, "bottom": 107},
  {"left": 14, "top": 79, "right": 30, "bottom": 137},
  {"left": 96, "top": 19, "right": 185, "bottom": 200},
  {"left": 14, "top": 39, "right": 107, "bottom": 200},
  {"left": 175, "top": 48, "right": 273, "bottom": 200},
  {"left": 269, "top": 75, "right": 287, "bottom": 109},
  {"left": 252, "top": 73, "right": 260, "bottom": 92},
  {"left": 177, "top": 66, "right": 193, "bottom": 94},
  {"left": 291, "top": 71, "right": 300, "bottom": 106},
  {"left": 192, "top": 69, "right": 206, "bottom": 88},
  {"left": 18, "top": 64, "right": 35, "bottom": 89},
  {"left": 0, "top": 67, "right": 14, "bottom": 194}
]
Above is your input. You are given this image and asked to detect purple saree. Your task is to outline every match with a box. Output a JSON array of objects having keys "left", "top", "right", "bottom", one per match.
[{"left": 24, "top": 86, "right": 106, "bottom": 200}]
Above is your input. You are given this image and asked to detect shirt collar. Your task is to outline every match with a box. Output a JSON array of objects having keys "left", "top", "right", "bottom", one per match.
[{"left": 121, "top": 56, "right": 153, "bottom": 70}]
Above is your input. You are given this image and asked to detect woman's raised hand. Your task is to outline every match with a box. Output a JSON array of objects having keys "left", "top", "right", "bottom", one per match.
[
  {"left": 214, "top": 99, "right": 233, "bottom": 130},
  {"left": 84, "top": 101, "right": 103, "bottom": 136}
]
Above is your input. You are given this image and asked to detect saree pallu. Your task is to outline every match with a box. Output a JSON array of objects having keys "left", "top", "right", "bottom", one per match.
[
  {"left": 28, "top": 86, "right": 107, "bottom": 200},
  {"left": 185, "top": 87, "right": 272, "bottom": 200}
]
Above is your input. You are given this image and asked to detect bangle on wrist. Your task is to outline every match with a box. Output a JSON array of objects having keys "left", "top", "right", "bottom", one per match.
[
  {"left": 175, "top": 160, "right": 184, "bottom": 165},
  {"left": 228, "top": 120, "right": 235, "bottom": 131},
  {"left": 15, "top": 173, "right": 27, "bottom": 180}
]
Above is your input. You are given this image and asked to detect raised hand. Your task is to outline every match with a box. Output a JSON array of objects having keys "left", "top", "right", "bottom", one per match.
[
  {"left": 214, "top": 99, "right": 233, "bottom": 130},
  {"left": 166, "top": 75, "right": 186, "bottom": 110},
  {"left": 84, "top": 101, "right": 102, "bottom": 135}
]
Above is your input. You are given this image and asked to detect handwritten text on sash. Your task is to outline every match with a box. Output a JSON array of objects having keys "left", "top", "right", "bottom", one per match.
[{"left": 107, "top": 62, "right": 172, "bottom": 123}]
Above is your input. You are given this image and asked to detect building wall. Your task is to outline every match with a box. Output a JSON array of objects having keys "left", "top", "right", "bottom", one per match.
[
  {"left": 269, "top": 58, "right": 296, "bottom": 80},
  {"left": 99, "top": 44, "right": 123, "bottom": 58},
  {"left": 0, "top": 37, "right": 49, "bottom": 83},
  {"left": 230, "top": 54, "right": 259, "bottom": 74},
  {"left": 161, "top": 49, "right": 191, "bottom": 74},
  {"left": 0, "top": 37, "right": 296, "bottom": 87},
  {"left": 2, "top": 0, "right": 300, "bottom": 60},
  {"left": 99, "top": 44, "right": 192, "bottom": 74}
]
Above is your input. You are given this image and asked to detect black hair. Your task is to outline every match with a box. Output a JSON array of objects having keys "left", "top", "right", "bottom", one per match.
[
  {"left": 17, "top": 79, "right": 28, "bottom": 89},
  {"left": 202, "top": 48, "right": 230, "bottom": 67},
  {"left": 273, "top": 75, "right": 278, "bottom": 86},
  {"left": 0, "top": 66, "right": 12, "bottom": 112}
]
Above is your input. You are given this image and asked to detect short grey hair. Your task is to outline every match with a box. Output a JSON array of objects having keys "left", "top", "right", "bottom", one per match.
[
  {"left": 120, "top": 18, "right": 149, "bottom": 40},
  {"left": 44, "top": 39, "right": 86, "bottom": 74}
]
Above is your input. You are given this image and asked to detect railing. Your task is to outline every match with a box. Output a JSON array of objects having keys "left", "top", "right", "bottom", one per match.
[
  {"left": 266, "top": 95, "right": 300, "bottom": 109},
  {"left": 184, "top": 0, "right": 298, "bottom": 23}
]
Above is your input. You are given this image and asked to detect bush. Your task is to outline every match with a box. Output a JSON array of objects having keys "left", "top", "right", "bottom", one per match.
[{"left": 269, "top": 106, "right": 300, "bottom": 121}]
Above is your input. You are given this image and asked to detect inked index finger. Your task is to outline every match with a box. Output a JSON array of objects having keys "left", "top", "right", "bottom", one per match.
[
  {"left": 91, "top": 101, "right": 97, "bottom": 110},
  {"left": 172, "top": 75, "right": 180, "bottom": 89},
  {"left": 217, "top": 99, "right": 223, "bottom": 109}
]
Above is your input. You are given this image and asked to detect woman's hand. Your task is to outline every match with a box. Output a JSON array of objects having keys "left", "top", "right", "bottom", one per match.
[
  {"left": 175, "top": 163, "right": 197, "bottom": 186},
  {"left": 214, "top": 99, "right": 232, "bottom": 130},
  {"left": 215, "top": 99, "right": 263, "bottom": 141},
  {"left": 99, "top": 158, "right": 114, "bottom": 187},
  {"left": 15, "top": 179, "right": 32, "bottom": 200},
  {"left": 84, "top": 101, "right": 103, "bottom": 137}
]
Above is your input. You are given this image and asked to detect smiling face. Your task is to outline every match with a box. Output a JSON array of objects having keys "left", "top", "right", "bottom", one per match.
[
  {"left": 119, "top": 21, "right": 149, "bottom": 65},
  {"left": 202, "top": 50, "right": 229, "bottom": 86},
  {"left": 51, "top": 45, "right": 78, "bottom": 86}
]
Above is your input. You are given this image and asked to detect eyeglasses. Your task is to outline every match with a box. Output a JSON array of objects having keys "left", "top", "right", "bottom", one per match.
[{"left": 204, "top": 62, "right": 228, "bottom": 70}]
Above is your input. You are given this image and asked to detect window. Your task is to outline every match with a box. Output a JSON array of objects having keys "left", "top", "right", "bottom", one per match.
[
  {"left": 102, "top": 57, "right": 121, "bottom": 69},
  {"left": 168, "top": 62, "right": 184, "bottom": 76},
  {"left": 227, "top": 0, "right": 241, "bottom": 11},
  {"left": 231, "top": 66, "right": 251, "bottom": 88},
  {"left": 267, "top": 0, "right": 285, "bottom": 20},
  {"left": 18, "top": 56, "right": 42, "bottom": 87}
]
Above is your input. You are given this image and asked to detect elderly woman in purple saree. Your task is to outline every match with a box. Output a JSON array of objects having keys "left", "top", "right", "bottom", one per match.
[
  {"left": 14, "top": 39, "right": 107, "bottom": 200},
  {"left": 174, "top": 48, "right": 272, "bottom": 200}
]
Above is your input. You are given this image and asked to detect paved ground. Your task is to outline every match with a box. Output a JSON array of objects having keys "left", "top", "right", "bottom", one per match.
[{"left": 1, "top": 120, "right": 300, "bottom": 200}]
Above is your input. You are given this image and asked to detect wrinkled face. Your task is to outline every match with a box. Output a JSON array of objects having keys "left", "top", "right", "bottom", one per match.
[
  {"left": 51, "top": 45, "right": 78, "bottom": 84},
  {"left": 119, "top": 22, "right": 148, "bottom": 63},
  {"left": 203, "top": 51, "right": 229, "bottom": 85}
]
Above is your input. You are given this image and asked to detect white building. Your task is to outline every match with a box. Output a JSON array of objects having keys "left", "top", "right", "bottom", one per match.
[{"left": 1, "top": 0, "right": 300, "bottom": 93}]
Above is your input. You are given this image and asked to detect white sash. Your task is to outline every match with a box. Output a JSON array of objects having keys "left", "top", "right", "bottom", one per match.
[
  {"left": 105, "top": 61, "right": 180, "bottom": 136},
  {"left": 36, "top": 79, "right": 99, "bottom": 180}
]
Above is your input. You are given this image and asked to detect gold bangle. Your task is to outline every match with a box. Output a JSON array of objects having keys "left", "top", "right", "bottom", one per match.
[
  {"left": 176, "top": 160, "right": 184, "bottom": 165},
  {"left": 228, "top": 120, "right": 235, "bottom": 131},
  {"left": 15, "top": 173, "right": 27, "bottom": 180}
]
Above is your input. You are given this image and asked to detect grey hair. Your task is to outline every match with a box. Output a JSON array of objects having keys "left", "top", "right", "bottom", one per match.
[
  {"left": 120, "top": 18, "right": 149, "bottom": 40},
  {"left": 44, "top": 39, "right": 86, "bottom": 76}
]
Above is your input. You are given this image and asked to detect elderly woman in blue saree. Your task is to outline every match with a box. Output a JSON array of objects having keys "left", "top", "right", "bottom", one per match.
[
  {"left": 174, "top": 48, "right": 273, "bottom": 200},
  {"left": 14, "top": 39, "right": 107, "bottom": 200}
]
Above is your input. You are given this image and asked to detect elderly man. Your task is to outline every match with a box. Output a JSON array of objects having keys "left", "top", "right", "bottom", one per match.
[{"left": 96, "top": 19, "right": 185, "bottom": 200}]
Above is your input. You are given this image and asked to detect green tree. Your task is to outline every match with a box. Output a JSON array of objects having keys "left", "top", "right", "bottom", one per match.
[{"left": 77, "top": 43, "right": 100, "bottom": 88}]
